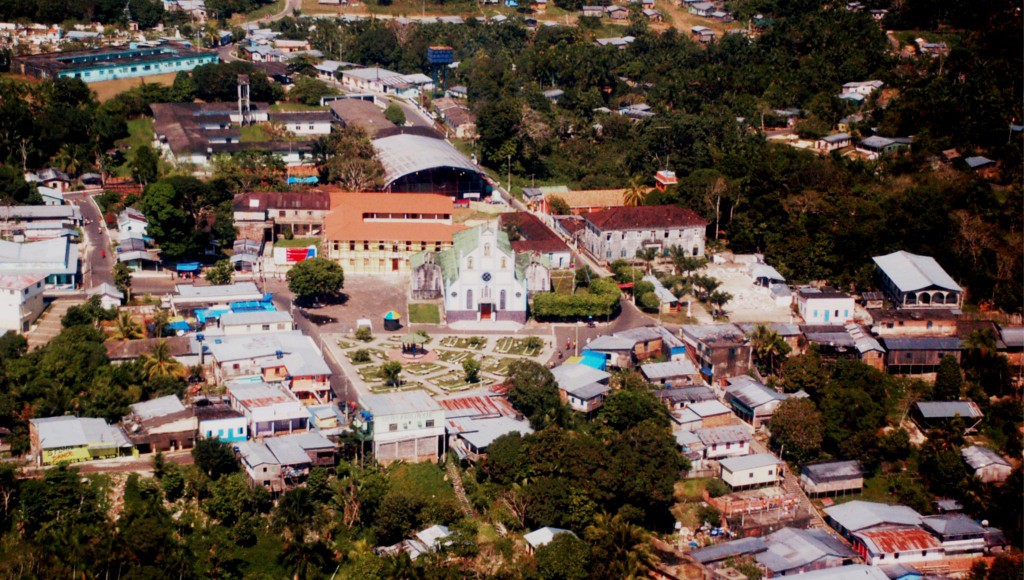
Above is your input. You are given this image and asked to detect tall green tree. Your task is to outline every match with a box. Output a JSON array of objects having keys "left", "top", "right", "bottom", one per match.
[
  {"left": 933, "top": 355, "right": 964, "bottom": 400},
  {"left": 769, "top": 398, "right": 824, "bottom": 464},
  {"left": 287, "top": 257, "right": 345, "bottom": 303}
]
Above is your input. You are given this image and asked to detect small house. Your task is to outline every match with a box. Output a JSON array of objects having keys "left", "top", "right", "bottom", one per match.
[
  {"left": 117, "top": 208, "right": 149, "bottom": 236},
  {"left": 87, "top": 283, "right": 124, "bottom": 309},
  {"left": 801, "top": 460, "right": 864, "bottom": 497},
  {"left": 30, "top": 415, "right": 136, "bottom": 466},
  {"left": 691, "top": 26, "right": 715, "bottom": 43},
  {"left": 641, "top": 359, "right": 702, "bottom": 387},
  {"left": 961, "top": 445, "right": 1012, "bottom": 484},
  {"left": 124, "top": 395, "right": 197, "bottom": 453},
  {"left": 719, "top": 453, "right": 784, "bottom": 489},
  {"left": 724, "top": 375, "right": 787, "bottom": 428},
  {"left": 689, "top": 2, "right": 715, "bottom": 16},
  {"left": 523, "top": 527, "right": 576, "bottom": 555},
  {"left": 195, "top": 403, "right": 248, "bottom": 443},
  {"left": 795, "top": 287, "right": 855, "bottom": 325},
  {"left": 584, "top": 335, "right": 637, "bottom": 368},
  {"left": 605, "top": 5, "right": 628, "bottom": 19},
  {"left": 551, "top": 363, "right": 612, "bottom": 413},
  {"left": 695, "top": 425, "right": 751, "bottom": 460},
  {"left": 881, "top": 337, "right": 962, "bottom": 376},
  {"left": 236, "top": 431, "right": 335, "bottom": 492},
  {"left": 360, "top": 391, "right": 447, "bottom": 464},
  {"left": 655, "top": 385, "right": 716, "bottom": 409},
  {"left": 913, "top": 401, "right": 983, "bottom": 433},
  {"left": 815, "top": 132, "right": 852, "bottom": 152},
  {"left": 581, "top": 5, "right": 605, "bottom": 17}
]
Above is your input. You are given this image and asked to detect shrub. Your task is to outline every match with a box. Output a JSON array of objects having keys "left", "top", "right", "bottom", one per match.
[
  {"left": 355, "top": 326, "right": 372, "bottom": 342},
  {"left": 352, "top": 349, "right": 371, "bottom": 363}
]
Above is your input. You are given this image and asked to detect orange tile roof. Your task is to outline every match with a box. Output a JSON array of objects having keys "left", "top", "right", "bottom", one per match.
[{"left": 324, "top": 192, "right": 466, "bottom": 243}]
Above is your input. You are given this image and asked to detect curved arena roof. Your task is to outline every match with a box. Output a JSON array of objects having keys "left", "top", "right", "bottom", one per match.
[{"left": 372, "top": 134, "right": 482, "bottom": 187}]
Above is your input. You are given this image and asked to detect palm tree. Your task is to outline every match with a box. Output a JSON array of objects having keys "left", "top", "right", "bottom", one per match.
[
  {"left": 585, "top": 513, "right": 657, "bottom": 579},
  {"left": 708, "top": 290, "right": 733, "bottom": 318},
  {"left": 692, "top": 274, "right": 721, "bottom": 301},
  {"left": 110, "top": 312, "right": 143, "bottom": 341},
  {"left": 140, "top": 340, "right": 187, "bottom": 381},
  {"left": 749, "top": 324, "right": 792, "bottom": 375},
  {"left": 623, "top": 176, "right": 650, "bottom": 207},
  {"left": 635, "top": 247, "right": 658, "bottom": 274}
]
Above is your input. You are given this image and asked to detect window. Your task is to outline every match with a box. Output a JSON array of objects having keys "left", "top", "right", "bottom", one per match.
[
  {"left": 363, "top": 242, "right": 369, "bottom": 250},
  {"left": 813, "top": 310, "right": 818, "bottom": 318},
  {"left": 484, "top": 243, "right": 491, "bottom": 257},
  {"left": 425, "top": 420, "right": 435, "bottom": 428},
  {"left": 834, "top": 310, "right": 839, "bottom": 317},
  {"left": 501, "top": 258, "right": 507, "bottom": 269},
  {"left": 767, "top": 469, "right": 773, "bottom": 475},
  {"left": 749, "top": 472, "right": 754, "bottom": 478},
  {"left": 389, "top": 423, "right": 398, "bottom": 431},
  {"left": 664, "top": 231, "right": 670, "bottom": 238},
  {"left": 467, "top": 257, "right": 473, "bottom": 270},
  {"left": 725, "top": 442, "right": 731, "bottom": 449},
  {"left": 279, "top": 210, "right": 286, "bottom": 217},
  {"left": 238, "top": 427, "right": 243, "bottom": 434}
]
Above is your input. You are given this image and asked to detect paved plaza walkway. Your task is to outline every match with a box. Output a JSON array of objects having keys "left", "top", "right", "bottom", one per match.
[{"left": 323, "top": 330, "right": 557, "bottom": 403}]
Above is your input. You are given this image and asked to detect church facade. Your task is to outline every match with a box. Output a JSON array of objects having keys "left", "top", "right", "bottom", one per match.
[{"left": 410, "top": 223, "right": 550, "bottom": 323}]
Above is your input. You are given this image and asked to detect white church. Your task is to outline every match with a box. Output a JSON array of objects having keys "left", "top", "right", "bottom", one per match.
[{"left": 410, "top": 222, "right": 550, "bottom": 324}]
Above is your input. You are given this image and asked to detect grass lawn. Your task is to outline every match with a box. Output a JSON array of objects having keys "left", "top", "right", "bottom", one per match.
[
  {"left": 494, "top": 337, "right": 543, "bottom": 356},
  {"left": 89, "top": 72, "right": 178, "bottom": 102},
  {"left": 831, "top": 473, "right": 899, "bottom": 506},
  {"left": 480, "top": 356, "right": 514, "bottom": 376},
  {"left": 389, "top": 462, "right": 458, "bottom": 504},
  {"left": 273, "top": 237, "right": 321, "bottom": 249},
  {"left": 240, "top": 124, "right": 273, "bottom": 142},
  {"left": 232, "top": 0, "right": 286, "bottom": 22},
  {"left": 112, "top": 118, "right": 170, "bottom": 178},
  {"left": 405, "top": 363, "right": 445, "bottom": 376},
  {"left": 440, "top": 336, "right": 487, "bottom": 350},
  {"left": 336, "top": 340, "right": 355, "bottom": 349},
  {"left": 892, "top": 29, "right": 961, "bottom": 49},
  {"left": 434, "top": 374, "right": 482, "bottom": 391},
  {"left": 676, "top": 478, "right": 711, "bottom": 502},
  {"left": 409, "top": 303, "right": 441, "bottom": 324},
  {"left": 436, "top": 349, "right": 474, "bottom": 364},
  {"left": 269, "top": 102, "right": 326, "bottom": 112},
  {"left": 551, "top": 271, "right": 575, "bottom": 294}
]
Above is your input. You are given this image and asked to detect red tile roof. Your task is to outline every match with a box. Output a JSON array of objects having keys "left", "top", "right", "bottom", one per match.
[
  {"left": 499, "top": 212, "right": 570, "bottom": 255},
  {"left": 582, "top": 205, "right": 708, "bottom": 231},
  {"left": 437, "top": 395, "right": 518, "bottom": 417}
]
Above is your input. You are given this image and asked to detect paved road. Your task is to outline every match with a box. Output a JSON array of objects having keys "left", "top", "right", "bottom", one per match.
[{"left": 67, "top": 192, "right": 114, "bottom": 289}]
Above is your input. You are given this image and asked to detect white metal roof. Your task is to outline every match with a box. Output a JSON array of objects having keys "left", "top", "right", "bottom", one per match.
[
  {"left": 641, "top": 360, "right": 700, "bottom": 380},
  {"left": 361, "top": 390, "right": 442, "bottom": 417},
  {"left": 130, "top": 395, "right": 186, "bottom": 421},
  {"left": 372, "top": 134, "right": 482, "bottom": 187},
  {"left": 872, "top": 250, "right": 961, "bottom": 293},
  {"left": 31, "top": 415, "right": 131, "bottom": 450},
  {"left": 824, "top": 500, "right": 922, "bottom": 532},
  {"left": 551, "top": 363, "right": 611, "bottom": 392},
  {"left": 719, "top": 453, "right": 783, "bottom": 472},
  {"left": 523, "top": 527, "right": 575, "bottom": 550}
]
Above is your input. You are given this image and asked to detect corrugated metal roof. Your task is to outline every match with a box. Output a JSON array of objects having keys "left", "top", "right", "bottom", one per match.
[
  {"left": 523, "top": 527, "right": 575, "bottom": 550},
  {"left": 726, "top": 376, "right": 785, "bottom": 408},
  {"left": 205, "top": 331, "right": 331, "bottom": 377},
  {"left": 687, "top": 400, "right": 732, "bottom": 417},
  {"left": 802, "top": 460, "right": 863, "bottom": 483},
  {"left": 789, "top": 564, "right": 889, "bottom": 580},
  {"left": 31, "top": 416, "right": 131, "bottom": 450},
  {"left": 998, "top": 326, "right": 1023, "bottom": 348},
  {"left": 438, "top": 395, "right": 517, "bottom": 419},
  {"left": 361, "top": 390, "right": 442, "bottom": 417},
  {"left": 881, "top": 337, "right": 962, "bottom": 351},
  {"left": 961, "top": 445, "right": 1011, "bottom": 470},
  {"left": 655, "top": 386, "right": 716, "bottom": 404},
  {"left": 855, "top": 527, "right": 940, "bottom": 555},
  {"left": 756, "top": 527, "right": 858, "bottom": 574},
  {"left": 551, "top": 363, "right": 611, "bottom": 392},
  {"left": 873, "top": 251, "right": 961, "bottom": 293},
  {"left": 130, "top": 395, "right": 186, "bottom": 421},
  {"left": 447, "top": 415, "right": 533, "bottom": 450},
  {"left": 585, "top": 335, "right": 638, "bottom": 351},
  {"left": 641, "top": 360, "right": 699, "bottom": 381},
  {"left": 915, "top": 401, "right": 982, "bottom": 419},
  {"left": 219, "top": 310, "right": 293, "bottom": 327},
  {"left": 921, "top": 514, "right": 986, "bottom": 537},
  {"left": 719, "top": 453, "right": 782, "bottom": 472},
  {"left": 824, "top": 501, "right": 922, "bottom": 532},
  {"left": 695, "top": 425, "right": 751, "bottom": 445},
  {"left": 690, "top": 537, "right": 767, "bottom": 564},
  {"left": 174, "top": 282, "right": 263, "bottom": 302}
]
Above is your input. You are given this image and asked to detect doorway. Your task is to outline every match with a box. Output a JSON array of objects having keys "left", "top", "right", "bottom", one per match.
[
  {"left": 391, "top": 258, "right": 400, "bottom": 271},
  {"left": 480, "top": 303, "right": 492, "bottom": 320}
]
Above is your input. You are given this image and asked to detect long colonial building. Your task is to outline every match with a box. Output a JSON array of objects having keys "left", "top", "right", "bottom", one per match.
[{"left": 323, "top": 192, "right": 465, "bottom": 275}]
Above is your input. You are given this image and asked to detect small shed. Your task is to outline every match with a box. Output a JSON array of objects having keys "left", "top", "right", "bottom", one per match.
[
  {"left": 801, "top": 460, "right": 864, "bottom": 497},
  {"left": 87, "top": 283, "right": 124, "bottom": 309}
]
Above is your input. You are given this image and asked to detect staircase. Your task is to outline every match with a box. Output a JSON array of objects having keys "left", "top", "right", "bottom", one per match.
[
  {"left": 26, "top": 298, "right": 85, "bottom": 350},
  {"left": 445, "top": 455, "right": 475, "bottom": 518}
]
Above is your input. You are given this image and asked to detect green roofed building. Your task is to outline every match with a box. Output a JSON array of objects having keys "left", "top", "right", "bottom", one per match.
[{"left": 409, "top": 221, "right": 550, "bottom": 323}]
